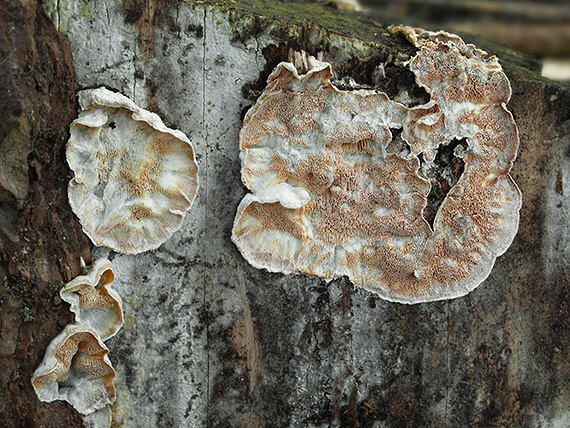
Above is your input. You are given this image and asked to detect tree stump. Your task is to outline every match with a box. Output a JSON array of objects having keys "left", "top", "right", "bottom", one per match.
[{"left": 1, "top": 1, "right": 569, "bottom": 426}]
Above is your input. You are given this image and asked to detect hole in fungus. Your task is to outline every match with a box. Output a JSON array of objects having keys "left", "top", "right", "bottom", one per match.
[
  {"left": 386, "top": 128, "right": 411, "bottom": 157},
  {"left": 422, "top": 138, "right": 467, "bottom": 229},
  {"left": 374, "top": 64, "right": 430, "bottom": 107},
  {"left": 108, "top": 121, "right": 116, "bottom": 129}
]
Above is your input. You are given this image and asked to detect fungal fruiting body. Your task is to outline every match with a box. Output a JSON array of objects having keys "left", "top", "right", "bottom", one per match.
[
  {"left": 67, "top": 87, "right": 199, "bottom": 254},
  {"left": 60, "top": 258, "right": 123, "bottom": 341},
  {"left": 32, "top": 259, "right": 123, "bottom": 415},
  {"left": 31, "top": 324, "right": 116, "bottom": 415},
  {"left": 232, "top": 28, "right": 521, "bottom": 303}
]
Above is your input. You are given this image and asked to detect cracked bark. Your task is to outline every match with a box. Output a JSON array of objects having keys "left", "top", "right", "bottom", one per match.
[{"left": 0, "top": 0, "right": 91, "bottom": 426}]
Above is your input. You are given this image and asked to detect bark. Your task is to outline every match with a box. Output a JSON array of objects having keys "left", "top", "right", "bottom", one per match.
[
  {"left": 1, "top": 0, "right": 569, "bottom": 427},
  {"left": 0, "top": 0, "right": 92, "bottom": 426}
]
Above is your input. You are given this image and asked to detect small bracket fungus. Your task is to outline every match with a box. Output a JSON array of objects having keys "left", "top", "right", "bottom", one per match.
[
  {"left": 67, "top": 87, "right": 199, "bottom": 254},
  {"left": 60, "top": 258, "right": 123, "bottom": 341},
  {"left": 33, "top": 258, "right": 123, "bottom": 416},
  {"left": 232, "top": 29, "right": 522, "bottom": 303},
  {"left": 31, "top": 324, "right": 116, "bottom": 415}
]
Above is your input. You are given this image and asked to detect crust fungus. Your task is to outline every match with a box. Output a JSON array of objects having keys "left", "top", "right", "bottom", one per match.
[
  {"left": 31, "top": 324, "right": 116, "bottom": 415},
  {"left": 67, "top": 87, "right": 199, "bottom": 254},
  {"left": 232, "top": 28, "right": 521, "bottom": 303},
  {"left": 60, "top": 258, "right": 123, "bottom": 341}
]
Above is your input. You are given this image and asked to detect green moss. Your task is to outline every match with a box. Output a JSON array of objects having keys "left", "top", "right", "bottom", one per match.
[
  {"left": 194, "top": 0, "right": 553, "bottom": 84},
  {"left": 198, "top": 0, "right": 391, "bottom": 45},
  {"left": 81, "top": 0, "right": 93, "bottom": 18}
]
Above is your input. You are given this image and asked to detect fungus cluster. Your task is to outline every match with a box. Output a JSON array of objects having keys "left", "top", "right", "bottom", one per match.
[
  {"left": 232, "top": 27, "right": 522, "bottom": 303},
  {"left": 33, "top": 87, "right": 200, "bottom": 418},
  {"left": 32, "top": 259, "right": 123, "bottom": 415},
  {"left": 67, "top": 87, "right": 199, "bottom": 254}
]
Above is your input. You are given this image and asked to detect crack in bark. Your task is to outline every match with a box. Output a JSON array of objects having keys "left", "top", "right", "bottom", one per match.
[{"left": 202, "top": 8, "right": 210, "bottom": 428}]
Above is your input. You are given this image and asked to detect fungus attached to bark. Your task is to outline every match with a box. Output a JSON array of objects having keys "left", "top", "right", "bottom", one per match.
[
  {"left": 67, "top": 87, "right": 199, "bottom": 254},
  {"left": 60, "top": 258, "right": 123, "bottom": 341},
  {"left": 31, "top": 324, "right": 116, "bottom": 415},
  {"left": 232, "top": 29, "right": 521, "bottom": 303}
]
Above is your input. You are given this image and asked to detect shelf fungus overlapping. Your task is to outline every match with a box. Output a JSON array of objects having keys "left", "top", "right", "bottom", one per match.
[
  {"left": 67, "top": 87, "right": 199, "bottom": 254},
  {"left": 232, "top": 27, "right": 522, "bottom": 303},
  {"left": 32, "top": 259, "right": 123, "bottom": 415}
]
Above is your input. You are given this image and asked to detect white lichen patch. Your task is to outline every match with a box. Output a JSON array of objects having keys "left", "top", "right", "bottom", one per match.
[
  {"left": 60, "top": 258, "right": 123, "bottom": 341},
  {"left": 232, "top": 29, "right": 522, "bottom": 303},
  {"left": 31, "top": 324, "right": 116, "bottom": 415},
  {"left": 67, "top": 87, "right": 199, "bottom": 254}
]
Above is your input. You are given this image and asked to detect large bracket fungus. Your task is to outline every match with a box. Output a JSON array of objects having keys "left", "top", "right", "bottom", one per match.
[
  {"left": 31, "top": 324, "right": 116, "bottom": 415},
  {"left": 232, "top": 27, "right": 522, "bottom": 303},
  {"left": 67, "top": 87, "right": 199, "bottom": 254}
]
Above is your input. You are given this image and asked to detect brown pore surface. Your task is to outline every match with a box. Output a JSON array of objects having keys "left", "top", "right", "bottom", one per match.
[
  {"left": 32, "top": 328, "right": 115, "bottom": 402},
  {"left": 60, "top": 259, "right": 123, "bottom": 341},
  {"left": 67, "top": 94, "right": 199, "bottom": 254},
  {"left": 233, "top": 28, "right": 521, "bottom": 303}
]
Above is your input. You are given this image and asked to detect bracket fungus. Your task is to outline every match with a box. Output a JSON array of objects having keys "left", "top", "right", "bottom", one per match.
[
  {"left": 60, "top": 258, "right": 123, "bottom": 341},
  {"left": 232, "top": 28, "right": 522, "bottom": 303},
  {"left": 31, "top": 324, "right": 116, "bottom": 415},
  {"left": 33, "top": 258, "right": 123, "bottom": 415},
  {"left": 67, "top": 87, "right": 199, "bottom": 254}
]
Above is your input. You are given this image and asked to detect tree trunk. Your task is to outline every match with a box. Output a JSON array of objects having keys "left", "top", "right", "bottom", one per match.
[{"left": 1, "top": 0, "right": 569, "bottom": 427}]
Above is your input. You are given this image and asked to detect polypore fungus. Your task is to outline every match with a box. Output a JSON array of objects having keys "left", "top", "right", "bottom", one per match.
[
  {"left": 67, "top": 87, "right": 199, "bottom": 254},
  {"left": 31, "top": 324, "right": 116, "bottom": 415},
  {"left": 33, "top": 258, "right": 123, "bottom": 415},
  {"left": 232, "top": 28, "right": 522, "bottom": 303},
  {"left": 60, "top": 258, "right": 123, "bottom": 341}
]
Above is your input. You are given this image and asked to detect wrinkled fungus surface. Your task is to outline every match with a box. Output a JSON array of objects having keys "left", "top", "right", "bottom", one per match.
[
  {"left": 67, "top": 87, "right": 199, "bottom": 254},
  {"left": 33, "top": 259, "right": 123, "bottom": 415},
  {"left": 60, "top": 258, "right": 123, "bottom": 341},
  {"left": 232, "top": 27, "right": 522, "bottom": 303},
  {"left": 31, "top": 324, "right": 116, "bottom": 415}
]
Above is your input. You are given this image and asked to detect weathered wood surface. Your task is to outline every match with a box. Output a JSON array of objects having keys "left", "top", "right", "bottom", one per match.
[{"left": 1, "top": 0, "right": 569, "bottom": 426}]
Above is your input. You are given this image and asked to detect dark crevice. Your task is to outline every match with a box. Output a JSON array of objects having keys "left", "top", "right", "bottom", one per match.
[
  {"left": 241, "top": 36, "right": 429, "bottom": 111},
  {"left": 374, "top": 64, "right": 430, "bottom": 107},
  {"left": 241, "top": 44, "right": 298, "bottom": 103},
  {"left": 421, "top": 138, "right": 468, "bottom": 229},
  {"left": 386, "top": 128, "right": 411, "bottom": 157},
  {"left": 242, "top": 43, "right": 397, "bottom": 103}
]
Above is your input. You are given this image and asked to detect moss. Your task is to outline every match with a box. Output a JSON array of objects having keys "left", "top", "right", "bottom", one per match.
[
  {"left": 194, "top": 0, "right": 556, "bottom": 85},
  {"left": 18, "top": 306, "right": 35, "bottom": 322},
  {"left": 81, "top": 1, "right": 92, "bottom": 18},
  {"left": 202, "top": 0, "right": 387, "bottom": 43}
]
